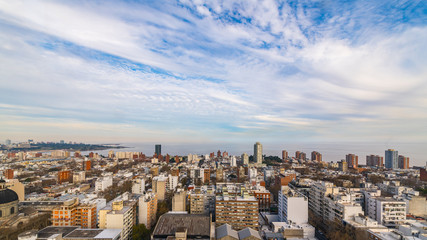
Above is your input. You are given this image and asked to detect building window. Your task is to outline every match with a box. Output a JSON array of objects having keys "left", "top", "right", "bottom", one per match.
[{"left": 11, "top": 207, "right": 15, "bottom": 214}]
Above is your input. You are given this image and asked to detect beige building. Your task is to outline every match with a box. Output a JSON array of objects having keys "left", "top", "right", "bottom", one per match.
[
  {"left": 139, "top": 192, "right": 157, "bottom": 229},
  {"left": 408, "top": 196, "right": 427, "bottom": 217},
  {"left": 99, "top": 200, "right": 133, "bottom": 240},
  {"left": 5, "top": 179, "right": 25, "bottom": 201},
  {"left": 153, "top": 176, "right": 167, "bottom": 201},
  {"left": 241, "top": 153, "right": 249, "bottom": 166},
  {"left": 254, "top": 142, "right": 262, "bottom": 165},
  {"left": 216, "top": 192, "right": 259, "bottom": 230},
  {"left": 172, "top": 190, "right": 187, "bottom": 212}
]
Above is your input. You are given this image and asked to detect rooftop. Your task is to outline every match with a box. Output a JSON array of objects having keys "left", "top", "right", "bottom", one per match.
[{"left": 152, "top": 213, "right": 210, "bottom": 240}]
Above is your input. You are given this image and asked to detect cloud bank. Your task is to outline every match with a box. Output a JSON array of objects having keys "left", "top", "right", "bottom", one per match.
[{"left": 0, "top": 0, "right": 426, "bottom": 160}]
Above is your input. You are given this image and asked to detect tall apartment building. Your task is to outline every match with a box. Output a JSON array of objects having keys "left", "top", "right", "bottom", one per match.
[
  {"left": 295, "top": 151, "right": 306, "bottom": 160},
  {"left": 367, "top": 197, "right": 406, "bottom": 228},
  {"left": 282, "top": 150, "right": 288, "bottom": 161},
  {"left": 139, "top": 192, "right": 157, "bottom": 229},
  {"left": 153, "top": 176, "right": 167, "bottom": 201},
  {"left": 216, "top": 191, "right": 259, "bottom": 230},
  {"left": 168, "top": 174, "right": 179, "bottom": 191},
  {"left": 254, "top": 142, "right": 263, "bottom": 165},
  {"left": 4, "top": 169, "right": 13, "bottom": 179},
  {"left": 278, "top": 186, "right": 308, "bottom": 224},
  {"left": 242, "top": 153, "right": 249, "bottom": 165},
  {"left": 83, "top": 160, "right": 91, "bottom": 171},
  {"left": 311, "top": 151, "right": 322, "bottom": 162},
  {"left": 398, "top": 155, "right": 409, "bottom": 169},
  {"left": 252, "top": 189, "right": 271, "bottom": 212},
  {"left": 339, "top": 160, "right": 348, "bottom": 172},
  {"left": 58, "top": 170, "right": 72, "bottom": 184},
  {"left": 52, "top": 198, "right": 97, "bottom": 228},
  {"left": 366, "top": 155, "right": 384, "bottom": 167},
  {"left": 172, "top": 190, "right": 187, "bottom": 212},
  {"left": 99, "top": 200, "right": 133, "bottom": 240},
  {"left": 189, "top": 191, "right": 215, "bottom": 215},
  {"left": 309, "top": 182, "right": 363, "bottom": 223},
  {"left": 132, "top": 178, "right": 145, "bottom": 194},
  {"left": 308, "top": 181, "right": 340, "bottom": 219},
  {"left": 385, "top": 149, "right": 398, "bottom": 169},
  {"left": 73, "top": 171, "right": 86, "bottom": 183},
  {"left": 346, "top": 154, "right": 359, "bottom": 168}
]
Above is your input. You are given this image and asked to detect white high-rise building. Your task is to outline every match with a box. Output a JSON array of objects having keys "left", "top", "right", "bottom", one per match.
[
  {"left": 168, "top": 174, "right": 178, "bottom": 191},
  {"left": 132, "top": 178, "right": 145, "bottom": 194},
  {"left": 278, "top": 186, "right": 308, "bottom": 224},
  {"left": 231, "top": 156, "right": 237, "bottom": 167},
  {"left": 254, "top": 142, "right": 263, "bottom": 165}
]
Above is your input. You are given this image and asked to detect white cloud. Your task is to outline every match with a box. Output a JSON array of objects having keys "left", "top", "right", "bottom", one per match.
[{"left": 0, "top": 0, "right": 426, "bottom": 158}]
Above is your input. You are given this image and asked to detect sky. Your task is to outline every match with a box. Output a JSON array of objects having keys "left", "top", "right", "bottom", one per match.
[{"left": 0, "top": 1, "right": 426, "bottom": 163}]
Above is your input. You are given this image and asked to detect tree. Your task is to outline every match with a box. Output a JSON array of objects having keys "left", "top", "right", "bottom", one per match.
[{"left": 132, "top": 224, "right": 150, "bottom": 240}]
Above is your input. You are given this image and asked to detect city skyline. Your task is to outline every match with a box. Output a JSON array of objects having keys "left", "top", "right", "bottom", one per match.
[{"left": 1, "top": 2, "right": 426, "bottom": 152}]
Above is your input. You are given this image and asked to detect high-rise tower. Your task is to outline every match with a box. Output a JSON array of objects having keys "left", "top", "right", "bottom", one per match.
[
  {"left": 385, "top": 149, "right": 398, "bottom": 169},
  {"left": 155, "top": 144, "right": 161, "bottom": 156},
  {"left": 254, "top": 142, "right": 263, "bottom": 165}
]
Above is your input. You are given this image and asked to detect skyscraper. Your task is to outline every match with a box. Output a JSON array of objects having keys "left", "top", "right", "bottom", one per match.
[
  {"left": 385, "top": 149, "right": 398, "bottom": 169},
  {"left": 155, "top": 144, "right": 161, "bottom": 156},
  {"left": 254, "top": 142, "right": 263, "bottom": 165}
]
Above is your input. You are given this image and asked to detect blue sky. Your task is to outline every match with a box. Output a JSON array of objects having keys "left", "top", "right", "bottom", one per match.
[{"left": 0, "top": 0, "right": 426, "bottom": 160}]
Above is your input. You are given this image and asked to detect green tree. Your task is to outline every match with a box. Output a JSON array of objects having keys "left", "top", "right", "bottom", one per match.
[{"left": 132, "top": 224, "right": 150, "bottom": 240}]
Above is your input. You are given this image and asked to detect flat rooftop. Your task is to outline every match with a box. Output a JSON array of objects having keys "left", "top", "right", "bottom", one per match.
[{"left": 152, "top": 213, "right": 210, "bottom": 239}]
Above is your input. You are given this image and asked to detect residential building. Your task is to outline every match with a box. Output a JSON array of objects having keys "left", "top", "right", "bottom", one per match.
[
  {"left": 58, "top": 170, "right": 72, "bottom": 184},
  {"left": 385, "top": 149, "right": 398, "bottom": 169},
  {"left": 172, "top": 190, "right": 187, "bottom": 212},
  {"left": 139, "top": 192, "right": 157, "bottom": 229},
  {"left": 366, "top": 155, "right": 384, "bottom": 167},
  {"left": 242, "top": 153, "right": 249, "bottom": 165},
  {"left": 398, "top": 155, "right": 410, "bottom": 169},
  {"left": 99, "top": 200, "right": 133, "bottom": 240},
  {"left": 346, "top": 154, "right": 358, "bottom": 168},
  {"left": 4, "top": 169, "right": 13, "bottom": 179},
  {"left": 73, "top": 171, "right": 85, "bottom": 183},
  {"left": 216, "top": 190, "right": 259, "bottom": 230},
  {"left": 278, "top": 186, "right": 308, "bottom": 224},
  {"left": 95, "top": 175, "right": 113, "bottom": 192},
  {"left": 254, "top": 142, "right": 262, "bottom": 165},
  {"left": 367, "top": 197, "right": 406, "bottom": 228},
  {"left": 339, "top": 160, "right": 348, "bottom": 172},
  {"left": 52, "top": 198, "right": 97, "bottom": 228},
  {"left": 311, "top": 151, "right": 322, "bottom": 162},
  {"left": 132, "top": 177, "right": 145, "bottom": 194},
  {"left": 281, "top": 150, "right": 288, "bottom": 161},
  {"left": 153, "top": 176, "right": 167, "bottom": 201},
  {"left": 189, "top": 191, "right": 215, "bottom": 215},
  {"left": 252, "top": 189, "right": 271, "bottom": 212}
]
